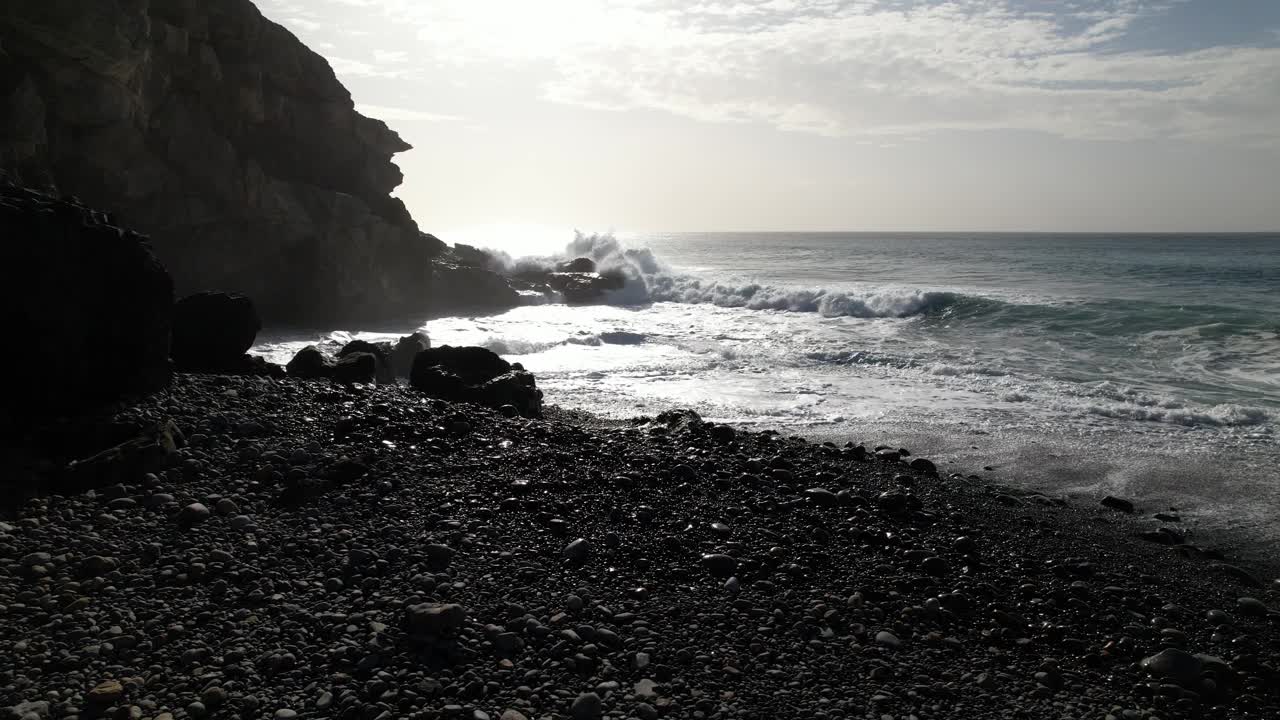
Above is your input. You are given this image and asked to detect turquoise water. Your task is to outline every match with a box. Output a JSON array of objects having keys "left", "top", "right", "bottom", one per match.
[{"left": 256, "top": 231, "right": 1280, "bottom": 545}]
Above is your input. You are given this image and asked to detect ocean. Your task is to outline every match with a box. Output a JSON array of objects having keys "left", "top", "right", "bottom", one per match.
[{"left": 254, "top": 232, "right": 1280, "bottom": 549}]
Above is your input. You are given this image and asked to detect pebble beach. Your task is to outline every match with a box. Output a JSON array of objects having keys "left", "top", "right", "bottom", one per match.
[{"left": 3, "top": 373, "right": 1278, "bottom": 720}]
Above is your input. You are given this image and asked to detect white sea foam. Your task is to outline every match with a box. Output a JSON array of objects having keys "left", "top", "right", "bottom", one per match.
[
  {"left": 491, "top": 232, "right": 962, "bottom": 319},
  {"left": 1080, "top": 402, "right": 1270, "bottom": 427}
]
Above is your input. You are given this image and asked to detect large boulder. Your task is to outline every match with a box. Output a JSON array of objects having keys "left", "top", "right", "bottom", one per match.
[
  {"left": 391, "top": 331, "right": 430, "bottom": 378},
  {"left": 0, "top": 182, "right": 172, "bottom": 416},
  {"left": 332, "top": 351, "right": 377, "bottom": 385},
  {"left": 410, "top": 346, "right": 542, "bottom": 417},
  {"left": 414, "top": 346, "right": 516, "bottom": 385},
  {"left": 546, "top": 271, "right": 626, "bottom": 304},
  {"left": 0, "top": 0, "right": 435, "bottom": 325},
  {"left": 337, "top": 340, "right": 394, "bottom": 384},
  {"left": 170, "top": 292, "right": 261, "bottom": 371},
  {"left": 286, "top": 345, "right": 333, "bottom": 379},
  {"left": 287, "top": 344, "right": 381, "bottom": 384}
]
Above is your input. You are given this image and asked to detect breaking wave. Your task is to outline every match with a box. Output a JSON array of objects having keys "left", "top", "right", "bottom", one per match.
[
  {"left": 1077, "top": 402, "right": 1271, "bottom": 428},
  {"left": 488, "top": 232, "right": 985, "bottom": 320}
]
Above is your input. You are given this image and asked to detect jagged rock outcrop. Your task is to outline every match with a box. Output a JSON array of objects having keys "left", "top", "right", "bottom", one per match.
[
  {"left": 0, "top": 0, "right": 438, "bottom": 324},
  {"left": 430, "top": 261, "right": 521, "bottom": 314},
  {"left": 1, "top": 180, "right": 173, "bottom": 417}
]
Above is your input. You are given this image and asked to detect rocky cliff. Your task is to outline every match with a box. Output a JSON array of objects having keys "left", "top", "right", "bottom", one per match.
[{"left": 0, "top": 0, "right": 437, "bottom": 324}]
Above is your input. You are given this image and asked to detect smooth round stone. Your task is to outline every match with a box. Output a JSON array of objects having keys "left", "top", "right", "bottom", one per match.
[
  {"left": 875, "top": 631, "right": 901, "bottom": 648},
  {"left": 144, "top": 493, "right": 176, "bottom": 508},
  {"left": 804, "top": 488, "right": 839, "bottom": 507},
  {"left": 200, "top": 687, "right": 227, "bottom": 707},
  {"left": 425, "top": 543, "right": 455, "bottom": 570},
  {"left": 569, "top": 692, "right": 603, "bottom": 720},
  {"left": 177, "top": 502, "right": 211, "bottom": 525},
  {"left": 921, "top": 556, "right": 950, "bottom": 577},
  {"left": 1141, "top": 648, "right": 1202, "bottom": 685},
  {"left": 1237, "top": 597, "right": 1267, "bottom": 617},
  {"left": 87, "top": 680, "right": 124, "bottom": 704},
  {"left": 275, "top": 710, "right": 298, "bottom": 720},
  {"left": 875, "top": 491, "right": 909, "bottom": 513},
  {"left": 700, "top": 554, "right": 738, "bottom": 578},
  {"left": 564, "top": 538, "right": 591, "bottom": 564},
  {"left": 709, "top": 424, "right": 736, "bottom": 443}
]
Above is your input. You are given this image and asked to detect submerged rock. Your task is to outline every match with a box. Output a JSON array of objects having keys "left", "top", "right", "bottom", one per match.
[
  {"left": 557, "top": 257, "right": 597, "bottom": 273},
  {"left": 544, "top": 271, "right": 626, "bottom": 303}
]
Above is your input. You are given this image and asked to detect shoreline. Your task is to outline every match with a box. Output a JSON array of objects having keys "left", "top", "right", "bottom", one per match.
[{"left": 3, "top": 372, "right": 1278, "bottom": 719}]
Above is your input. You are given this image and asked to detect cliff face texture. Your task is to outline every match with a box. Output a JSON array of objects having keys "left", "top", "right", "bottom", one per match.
[{"left": 0, "top": 0, "right": 436, "bottom": 324}]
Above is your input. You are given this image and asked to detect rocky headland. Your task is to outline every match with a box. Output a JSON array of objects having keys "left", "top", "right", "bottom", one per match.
[{"left": 1, "top": 0, "right": 439, "bottom": 325}]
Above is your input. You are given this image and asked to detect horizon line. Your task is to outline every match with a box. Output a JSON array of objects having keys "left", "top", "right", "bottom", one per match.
[{"left": 615, "top": 229, "right": 1280, "bottom": 235}]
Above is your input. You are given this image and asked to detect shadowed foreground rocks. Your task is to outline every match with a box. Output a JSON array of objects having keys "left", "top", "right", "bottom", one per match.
[
  {"left": 0, "top": 182, "right": 172, "bottom": 417},
  {"left": 170, "top": 293, "right": 262, "bottom": 373},
  {"left": 410, "top": 346, "right": 543, "bottom": 418},
  {"left": 1, "top": 375, "right": 1277, "bottom": 720}
]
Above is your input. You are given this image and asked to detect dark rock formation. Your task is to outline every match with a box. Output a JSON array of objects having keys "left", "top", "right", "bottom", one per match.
[
  {"left": 426, "top": 243, "right": 633, "bottom": 314},
  {"left": 544, "top": 271, "right": 626, "bottom": 304},
  {"left": 557, "top": 257, "right": 596, "bottom": 273},
  {"left": 391, "top": 331, "right": 430, "bottom": 378},
  {"left": 170, "top": 292, "right": 261, "bottom": 371},
  {"left": 286, "top": 345, "right": 333, "bottom": 380},
  {"left": 410, "top": 346, "right": 542, "bottom": 417},
  {"left": 285, "top": 343, "right": 380, "bottom": 384},
  {"left": 451, "top": 243, "right": 494, "bottom": 267},
  {"left": 0, "top": 0, "right": 438, "bottom": 324},
  {"left": 332, "top": 351, "right": 377, "bottom": 385},
  {"left": 431, "top": 261, "right": 520, "bottom": 314},
  {"left": 0, "top": 181, "right": 172, "bottom": 416},
  {"left": 337, "top": 340, "right": 394, "bottom": 384}
]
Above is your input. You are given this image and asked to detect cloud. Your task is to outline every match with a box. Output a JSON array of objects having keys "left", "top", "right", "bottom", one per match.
[{"left": 261, "top": 0, "right": 1280, "bottom": 145}]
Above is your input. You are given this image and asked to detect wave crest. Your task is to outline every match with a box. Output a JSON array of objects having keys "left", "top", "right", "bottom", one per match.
[
  {"left": 487, "top": 232, "right": 969, "bottom": 319},
  {"left": 1081, "top": 402, "right": 1271, "bottom": 427}
]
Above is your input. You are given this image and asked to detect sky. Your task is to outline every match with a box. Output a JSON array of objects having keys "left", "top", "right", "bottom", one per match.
[{"left": 257, "top": 0, "right": 1280, "bottom": 237}]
